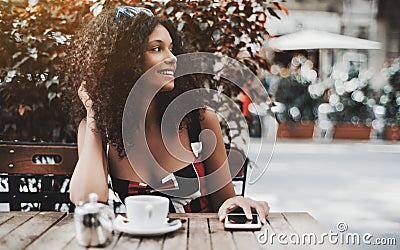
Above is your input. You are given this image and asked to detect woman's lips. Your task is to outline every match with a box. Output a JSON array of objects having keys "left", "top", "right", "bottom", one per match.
[{"left": 158, "top": 69, "right": 175, "bottom": 79}]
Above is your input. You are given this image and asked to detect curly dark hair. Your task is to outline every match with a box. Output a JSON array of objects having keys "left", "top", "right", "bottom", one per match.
[{"left": 63, "top": 6, "right": 202, "bottom": 157}]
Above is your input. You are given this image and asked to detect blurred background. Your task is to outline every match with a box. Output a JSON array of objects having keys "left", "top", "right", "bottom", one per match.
[{"left": 0, "top": 0, "right": 399, "bottom": 248}]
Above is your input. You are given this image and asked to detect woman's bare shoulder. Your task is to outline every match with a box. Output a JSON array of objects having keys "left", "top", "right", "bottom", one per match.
[{"left": 198, "top": 108, "right": 220, "bottom": 128}]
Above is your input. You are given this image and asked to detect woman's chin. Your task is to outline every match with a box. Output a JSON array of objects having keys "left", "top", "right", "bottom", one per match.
[{"left": 160, "top": 80, "right": 174, "bottom": 92}]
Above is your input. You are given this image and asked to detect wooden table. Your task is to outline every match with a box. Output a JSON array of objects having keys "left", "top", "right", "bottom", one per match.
[{"left": 0, "top": 212, "right": 346, "bottom": 250}]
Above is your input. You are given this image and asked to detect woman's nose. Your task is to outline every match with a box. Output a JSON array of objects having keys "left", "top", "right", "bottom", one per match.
[{"left": 164, "top": 51, "right": 177, "bottom": 65}]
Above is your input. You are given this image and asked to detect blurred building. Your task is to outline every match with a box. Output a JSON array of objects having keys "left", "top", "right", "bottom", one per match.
[
  {"left": 265, "top": 0, "right": 399, "bottom": 87},
  {"left": 377, "top": 0, "right": 400, "bottom": 60}
]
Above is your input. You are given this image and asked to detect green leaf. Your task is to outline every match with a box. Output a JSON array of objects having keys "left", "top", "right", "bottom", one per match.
[
  {"left": 227, "top": 6, "right": 236, "bottom": 15},
  {"left": 43, "top": 28, "right": 52, "bottom": 36},
  {"left": 7, "top": 70, "right": 17, "bottom": 79},
  {"left": 166, "top": 7, "right": 174, "bottom": 15},
  {"left": 175, "top": 11, "right": 183, "bottom": 20},
  {"left": 48, "top": 92, "right": 56, "bottom": 101},
  {"left": 177, "top": 21, "right": 185, "bottom": 32},
  {"left": 45, "top": 81, "right": 52, "bottom": 89},
  {"left": 12, "top": 51, "right": 22, "bottom": 59},
  {"left": 200, "top": 22, "right": 208, "bottom": 31},
  {"left": 13, "top": 56, "right": 29, "bottom": 68},
  {"left": 212, "top": 29, "right": 221, "bottom": 41}
]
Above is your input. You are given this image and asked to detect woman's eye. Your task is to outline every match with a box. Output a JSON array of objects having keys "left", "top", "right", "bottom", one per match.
[{"left": 151, "top": 47, "right": 161, "bottom": 52}]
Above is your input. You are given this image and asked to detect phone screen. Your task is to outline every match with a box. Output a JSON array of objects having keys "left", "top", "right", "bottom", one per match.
[{"left": 227, "top": 214, "right": 259, "bottom": 224}]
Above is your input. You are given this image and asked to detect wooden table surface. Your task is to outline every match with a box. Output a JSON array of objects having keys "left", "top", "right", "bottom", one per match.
[{"left": 0, "top": 212, "right": 347, "bottom": 250}]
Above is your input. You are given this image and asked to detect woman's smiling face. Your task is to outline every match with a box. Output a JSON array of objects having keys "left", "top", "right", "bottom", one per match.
[{"left": 143, "top": 24, "right": 177, "bottom": 91}]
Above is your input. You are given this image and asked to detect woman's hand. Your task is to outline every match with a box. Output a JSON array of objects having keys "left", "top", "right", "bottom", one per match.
[
  {"left": 218, "top": 196, "right": 270, "bottom": 224},
  {"left": 78, "top": 81, "right": 94, "bottom": 118}
]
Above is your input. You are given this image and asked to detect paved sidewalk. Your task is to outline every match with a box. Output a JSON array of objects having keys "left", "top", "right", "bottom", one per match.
[{"left": 245, "top": 139, "right": 400, "bottom": 249}]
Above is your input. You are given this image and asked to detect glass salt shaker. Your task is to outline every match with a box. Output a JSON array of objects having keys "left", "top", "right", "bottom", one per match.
[{"left": 74, "top": 193, "right": 114, "bottom": 247}]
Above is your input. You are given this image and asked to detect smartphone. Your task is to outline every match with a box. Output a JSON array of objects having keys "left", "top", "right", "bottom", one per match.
[{"left": 224, "top": 213, "right": 261, "bottom": 230}]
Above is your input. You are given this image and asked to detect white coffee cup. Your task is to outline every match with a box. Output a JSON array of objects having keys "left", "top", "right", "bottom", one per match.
[{"left": 124, "top": 195, "right": 169, "bottom": 228}]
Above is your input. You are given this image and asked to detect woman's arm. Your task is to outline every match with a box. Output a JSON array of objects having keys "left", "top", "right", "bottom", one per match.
[
  {"left": 199, "top": 108, "right": 269, "bottom": 223},
  {"left": 69, "top": 84, "right": 109, "bottom": 204},
  {"left": 198, "top": 108, "right": 236, "bottom": 209}
]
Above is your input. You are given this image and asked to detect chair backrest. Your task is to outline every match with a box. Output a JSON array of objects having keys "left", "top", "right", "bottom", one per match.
[
  {"left": 0, "top": 141, "right": 78, "bottom": 211},
  {"left": 225, "top": 146, "right": 249, "bottom": 196},
  {"left": 0, "top": 141, "right": 249, "bottom": 210}
]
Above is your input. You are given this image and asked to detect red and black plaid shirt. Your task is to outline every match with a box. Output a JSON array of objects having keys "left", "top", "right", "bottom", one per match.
[{"left": 111, "top": 161, "right": 211, "bottom": 213}]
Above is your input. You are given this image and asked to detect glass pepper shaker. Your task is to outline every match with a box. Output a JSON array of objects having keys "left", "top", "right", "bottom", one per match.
[{"left": 74, "top": 193, "right": 114, "bottom": 247}]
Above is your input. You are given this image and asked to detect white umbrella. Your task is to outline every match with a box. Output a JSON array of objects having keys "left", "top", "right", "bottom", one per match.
[{"left": 268, "top": 29, "right": 381, "bottom": 50}]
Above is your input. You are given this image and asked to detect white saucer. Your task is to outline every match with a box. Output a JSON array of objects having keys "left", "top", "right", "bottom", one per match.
[{"left": 114, "top": 215, "right": 182, "bottom": 236}]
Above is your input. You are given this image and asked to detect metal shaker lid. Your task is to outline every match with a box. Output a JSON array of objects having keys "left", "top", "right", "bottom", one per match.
[{"left": 75, "top": 193, "right": 101, "bottom": 215}]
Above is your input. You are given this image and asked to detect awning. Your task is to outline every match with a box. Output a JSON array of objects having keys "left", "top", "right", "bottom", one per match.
[{"left": 267, "top": 29, "right": 381, "bottom": 50}]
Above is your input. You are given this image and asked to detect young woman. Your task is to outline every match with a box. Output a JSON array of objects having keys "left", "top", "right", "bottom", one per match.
[{"left": 65, "top": 6, "right": 269, "bottom": 223}]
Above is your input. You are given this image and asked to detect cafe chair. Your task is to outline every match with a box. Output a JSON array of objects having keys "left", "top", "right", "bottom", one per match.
[
  {"left": 0, "top": 141, "right": 78, "bottom": 212},
  {"left": 225, "top": 145, "right": 249, "bottom": 196}
]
